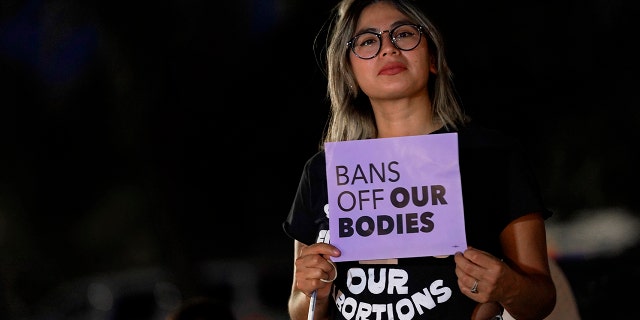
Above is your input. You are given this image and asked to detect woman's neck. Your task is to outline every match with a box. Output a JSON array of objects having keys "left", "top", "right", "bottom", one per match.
[{"left": 372, "top": 97, "right": 441, "bottom": 138}]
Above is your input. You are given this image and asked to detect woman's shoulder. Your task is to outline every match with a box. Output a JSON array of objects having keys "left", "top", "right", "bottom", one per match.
[
  {"left": 298, "top": 149, "right": 328, "bottom": 182},
  {"left": 304, "top": 149, "right": 326, "bottom": 170}
]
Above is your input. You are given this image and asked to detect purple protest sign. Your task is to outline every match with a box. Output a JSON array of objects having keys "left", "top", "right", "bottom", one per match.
[{"left": 324, "top": 133, "right": 466, "bottom": 262}]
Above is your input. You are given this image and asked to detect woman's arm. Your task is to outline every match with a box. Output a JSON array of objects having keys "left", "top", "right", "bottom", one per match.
[
  {"left": 498, "top": 212, "right": 556, "bottom": 319},
  {"left": 288, "top": 240, "right": 339, "bottom": 320},
  {"left": 454, "top": 213, "right": 556, "bottom": 320}
]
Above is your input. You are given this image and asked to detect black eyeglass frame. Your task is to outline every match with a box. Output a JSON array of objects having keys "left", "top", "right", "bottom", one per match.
[{"left": 346, "top": 24, "right": 425, "bottom": 60}]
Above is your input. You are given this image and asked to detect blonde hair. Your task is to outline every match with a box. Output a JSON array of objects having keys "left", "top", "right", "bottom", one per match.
[{"left": 319, "top": 0, "right": 468, "bottom": 146}]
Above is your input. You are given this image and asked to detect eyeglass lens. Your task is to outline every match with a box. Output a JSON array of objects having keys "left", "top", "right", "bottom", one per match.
[{"left": 351, "top": 24, "right": 422, "bottom": 59}]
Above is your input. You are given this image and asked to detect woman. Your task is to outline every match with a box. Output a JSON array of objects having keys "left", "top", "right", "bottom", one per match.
[{"left": 282, "top": 0, "right": 556, "bottom": 319}]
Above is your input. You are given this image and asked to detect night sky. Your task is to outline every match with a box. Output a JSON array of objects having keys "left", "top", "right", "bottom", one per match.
[{"left": 0, "top": 0, "right": 638, "bottom": 319}]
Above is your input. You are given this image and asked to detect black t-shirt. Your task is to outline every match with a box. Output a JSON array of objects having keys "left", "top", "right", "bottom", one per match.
[{"left": 283, "top": 123, "right": 552, "bottom": 319}]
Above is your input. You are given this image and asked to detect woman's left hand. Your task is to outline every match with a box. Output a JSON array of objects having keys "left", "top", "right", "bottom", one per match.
[{"left": 454, "top": 247, "right": 513, "bottom": 303}]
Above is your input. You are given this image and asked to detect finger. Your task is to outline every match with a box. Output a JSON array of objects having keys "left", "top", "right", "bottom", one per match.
[
  {"left": 454, "top": 254, "right": 477, "bottom": 288},
  {"left": 320, "top": 260, "right": 338, "bottom": 283},
  {"left": 297, "top": 254, "right": 337, "bottom": 281},
  {"left": 463, "top": 247, "right": 501, "bottom": 270},
  {"left": 295, "top": 261, "right": 333, "bottom": 293},
  {"left": 455, "top": 250, "right": 478, "bottom": 275},
  {"left": 301, "top": 243, "right": 341, "bottom": 258}
]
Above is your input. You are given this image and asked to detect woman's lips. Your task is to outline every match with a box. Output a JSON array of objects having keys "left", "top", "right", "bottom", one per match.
[{"left": 379, "top": 62, "right": 407, "bottom": 75}]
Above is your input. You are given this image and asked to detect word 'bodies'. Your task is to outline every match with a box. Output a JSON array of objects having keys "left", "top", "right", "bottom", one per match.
[{"left": 324, "top": 133, "right": 466, "bottom": 262}]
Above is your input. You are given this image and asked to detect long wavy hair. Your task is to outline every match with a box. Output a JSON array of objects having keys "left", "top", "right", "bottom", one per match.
[{"left": 317, "top": 0, "right": 468, "bottom": 146}]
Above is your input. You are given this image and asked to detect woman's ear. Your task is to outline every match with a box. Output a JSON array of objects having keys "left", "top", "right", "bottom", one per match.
[{"left": 429, "top": 55, "right": 437, "bottom": 74}]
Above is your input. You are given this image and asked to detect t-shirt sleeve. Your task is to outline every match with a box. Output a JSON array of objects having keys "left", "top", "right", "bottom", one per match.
[
  {"left": 506, "top": 140, "right": 553, "bottom": 220},
  {"left": 457, "top": 124, "right": 553, "bottom": 250},
  {"left": 282, "top": 152, "right": 329, "bottom": 246}
]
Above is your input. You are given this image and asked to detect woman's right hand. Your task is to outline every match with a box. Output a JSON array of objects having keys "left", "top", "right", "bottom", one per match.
[{"left": 294, "top": 241, "right": 341, "bottom": 299}]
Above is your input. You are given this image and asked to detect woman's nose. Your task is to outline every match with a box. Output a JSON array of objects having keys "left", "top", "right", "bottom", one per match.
[{"left": 380, "top": 31, "right": 398, "bottom": 56}]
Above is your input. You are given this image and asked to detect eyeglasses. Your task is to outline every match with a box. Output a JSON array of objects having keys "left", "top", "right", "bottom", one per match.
[{"left": 347, "top": 24, "right": 424, "bottom": 60}]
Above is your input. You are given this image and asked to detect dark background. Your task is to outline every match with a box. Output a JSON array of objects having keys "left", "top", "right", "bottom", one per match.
[{"left": 1, "top": 0, "right": 638, "bottom": 319}]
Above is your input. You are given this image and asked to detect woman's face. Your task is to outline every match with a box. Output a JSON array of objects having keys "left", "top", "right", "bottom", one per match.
[{"left": 349, "top": 1, "right": 435, "bottom": 101}]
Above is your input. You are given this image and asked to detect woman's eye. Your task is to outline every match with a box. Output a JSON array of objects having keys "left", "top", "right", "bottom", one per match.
[
  {"left": 395, "top": 31, "right": 414, "bottom": 39},
  {"left": 360, "top": 39, "right": 376, "bottom": 47}
]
